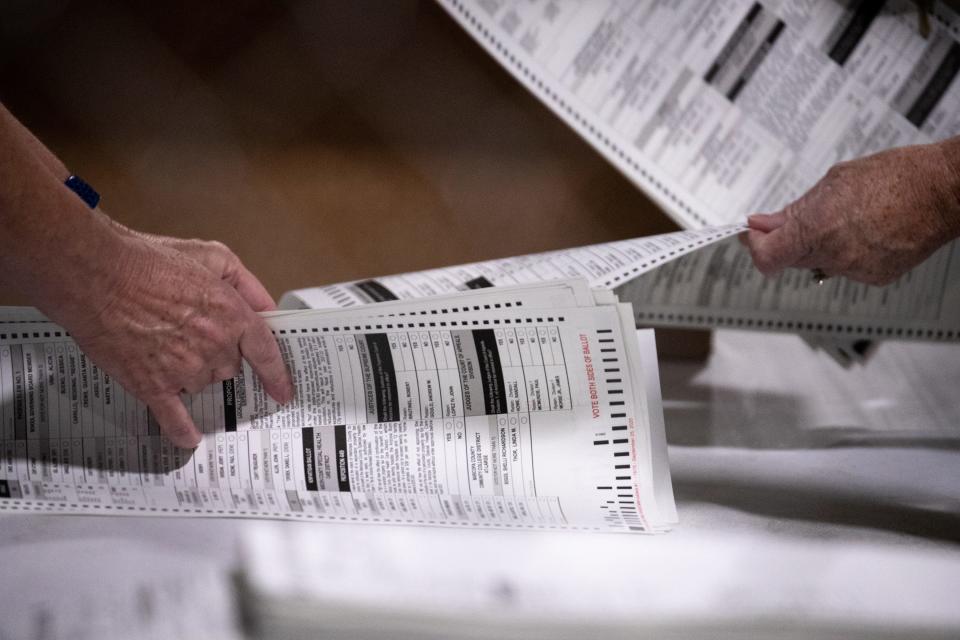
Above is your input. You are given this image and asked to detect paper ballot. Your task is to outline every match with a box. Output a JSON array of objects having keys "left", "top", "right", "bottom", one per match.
[
  {"left": 284, "top": 224, "right": 960, "bottom": 345},
  {"left": 436, "top": 0, "right": 960, "bottom": 229},
  {"left": 0, "top": 281, "right": 676, "bottom": 533}
]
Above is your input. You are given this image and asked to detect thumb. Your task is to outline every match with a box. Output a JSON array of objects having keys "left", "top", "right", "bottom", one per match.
[{"left": 747, "top": 211, "right": 788, "bottom": 233}]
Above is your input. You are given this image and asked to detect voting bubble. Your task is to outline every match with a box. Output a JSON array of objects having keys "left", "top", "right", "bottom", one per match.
[
  {"left": 520, "top": 417, "right": 528, "bottom": 424},
  {"left": 240, "top": 435, "right": 246, "bottom": 443},
  {"left": 510, "top": 417, "right": 517, "bottom": 425}
]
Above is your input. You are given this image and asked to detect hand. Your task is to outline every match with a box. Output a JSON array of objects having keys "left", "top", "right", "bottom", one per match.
[
  {"left": 130, "top": 231, "right": 279, "bottom": 313},
  {"left": 0, "top": 102, "right": 294, "bottom": 448},
  {"left": 745, "top": 140, "right": 960, "bottom": 285},
  {"left": 67, "top": 232, "right": 294, "bottom": 448}
]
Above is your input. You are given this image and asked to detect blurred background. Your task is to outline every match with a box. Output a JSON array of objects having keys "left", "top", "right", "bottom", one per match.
[{"left": 0, "top": 0, "right": 675, "bottom": 306}]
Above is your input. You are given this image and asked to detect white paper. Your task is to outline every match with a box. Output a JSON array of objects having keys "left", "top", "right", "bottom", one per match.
[
  {"left": 0, "top": 282, "right": 675, "bottom": 533},
  {"left": 283, "top": 224, "right": 960, "bottom": 344},
  {"left": 0, "top": 529, "right": 241, "bottom": 640},
  {"left": 239, "top": 521, "right": 960, "bottom": 638},
  {"left": 435, "top": 0, "right": 960, "bottom": 228}
]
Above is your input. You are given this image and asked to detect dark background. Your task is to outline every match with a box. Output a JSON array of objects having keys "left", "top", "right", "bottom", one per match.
[{"left": 0, "top": 0, "right": 675, "bottom": 306}]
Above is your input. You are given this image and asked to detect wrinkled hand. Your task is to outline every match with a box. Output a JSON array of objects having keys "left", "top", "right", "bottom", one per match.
[
  {"left": 133, "top": 232, "right": 278, "bottom": 309},
  {"left": 69, "top": 233, "right": 294, "bottom": 448},
  {"left": 745, "top": 141, "right": 960, "bottom": 285}
]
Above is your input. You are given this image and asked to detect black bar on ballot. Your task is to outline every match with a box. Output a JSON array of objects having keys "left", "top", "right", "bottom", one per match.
[
  {"left": 472, "top": 329, "right": 507, "bottom": 415},
  {"left": 364, "top": 334, "right": 399, "bottom": 422},
  {"left": 222, "top": 379, "right": 237, "bottom": 432},
  {"left": 334, "top": 424, "right": 351, "bottom": 492},
  {"left": 302, "top": 428, "right": 318, "bottom": 491},
  {"left": 353, "top": 280, "right": 399, "bottom": 302}
]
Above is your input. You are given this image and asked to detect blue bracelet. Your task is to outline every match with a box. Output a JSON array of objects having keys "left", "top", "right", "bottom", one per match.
[{"left": 64, "top": 175, "right": 100, "bottom": 209}]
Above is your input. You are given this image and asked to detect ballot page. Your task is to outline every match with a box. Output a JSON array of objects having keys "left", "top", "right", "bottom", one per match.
[
  {"left": 0, "top": 284, "right": 676, "bottom": 533},
  {"left": 283, "top": 223, "right": 960, "bottom": 343},
  {"left": 236, "top": 524, "right": 960, "bottom": 639},
  {"left": 435, "top": 0, "right": 960, "bottom": 228},
  {"left": 618, "top": 234, "right": 960, "bottom": 341},
  {"left": 280, "top": 225, "right": 745, "bottom": 309}
]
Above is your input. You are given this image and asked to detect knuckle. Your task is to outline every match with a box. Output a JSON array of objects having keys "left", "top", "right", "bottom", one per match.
[
  {"left": 206, "top": 240, "right": 240, "bottom": 267},
  {"left": 177, "top": 238, "right": 209, "bottom": 255},
  {"left": 184, "top": 381, "right": 207, "bottom": 394},
  {"left": 200, "top": 317, "right": 237, "bottom": 350},
  {"left": 179, "top": 353, "right": 208, "bottom": 380},
  {"left": 205, "top": 239, "right": 231, "bottom": 254},
  {"left": 825, "top": 161, "right": 849, "bottom": 181},
  {"left": 216, "top": 285, "right": 246, "bottom": 312},
  {"left": 166, "top": 334, "right": 194, "bottom": 358}
]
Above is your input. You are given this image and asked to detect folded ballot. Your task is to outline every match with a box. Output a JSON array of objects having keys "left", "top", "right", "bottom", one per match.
[
  {"left": 436, "top": 1, "right": 960, "bottom": 230},
  {"left": 408, "top": 0, "right": 960, "bottom": 363},
  {"left": 283, "top": 223, "right": 960, "bottom": 360},
  {"left": 0, "top": 279, "right": 676, "bottom": 533}
]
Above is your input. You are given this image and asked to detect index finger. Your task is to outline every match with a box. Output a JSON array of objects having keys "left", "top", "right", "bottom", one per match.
[{"left": 239, "top": 314, "right": 295, "bottom": 404}]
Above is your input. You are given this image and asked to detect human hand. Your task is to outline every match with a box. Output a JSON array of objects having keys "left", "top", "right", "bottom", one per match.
[
  {"left": 0, "top": 102, "right": 293, "bottom": 448},
  {"left": 130, "top": 232, "right": 279, "bottom": 313},
  {"left": 745, "top": 140, "right": 960, "bottom": 285},
  {"left": 66, "top": 231, "right": 294, "bottom": 448}
]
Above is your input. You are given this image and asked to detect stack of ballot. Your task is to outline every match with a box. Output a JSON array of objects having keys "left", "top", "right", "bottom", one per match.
[
  {"left": 0, "top": 279, "right": 676, "bottom": 533},
  {"left": 237, "top": 522, "right": 960, "bottom": 639}
]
